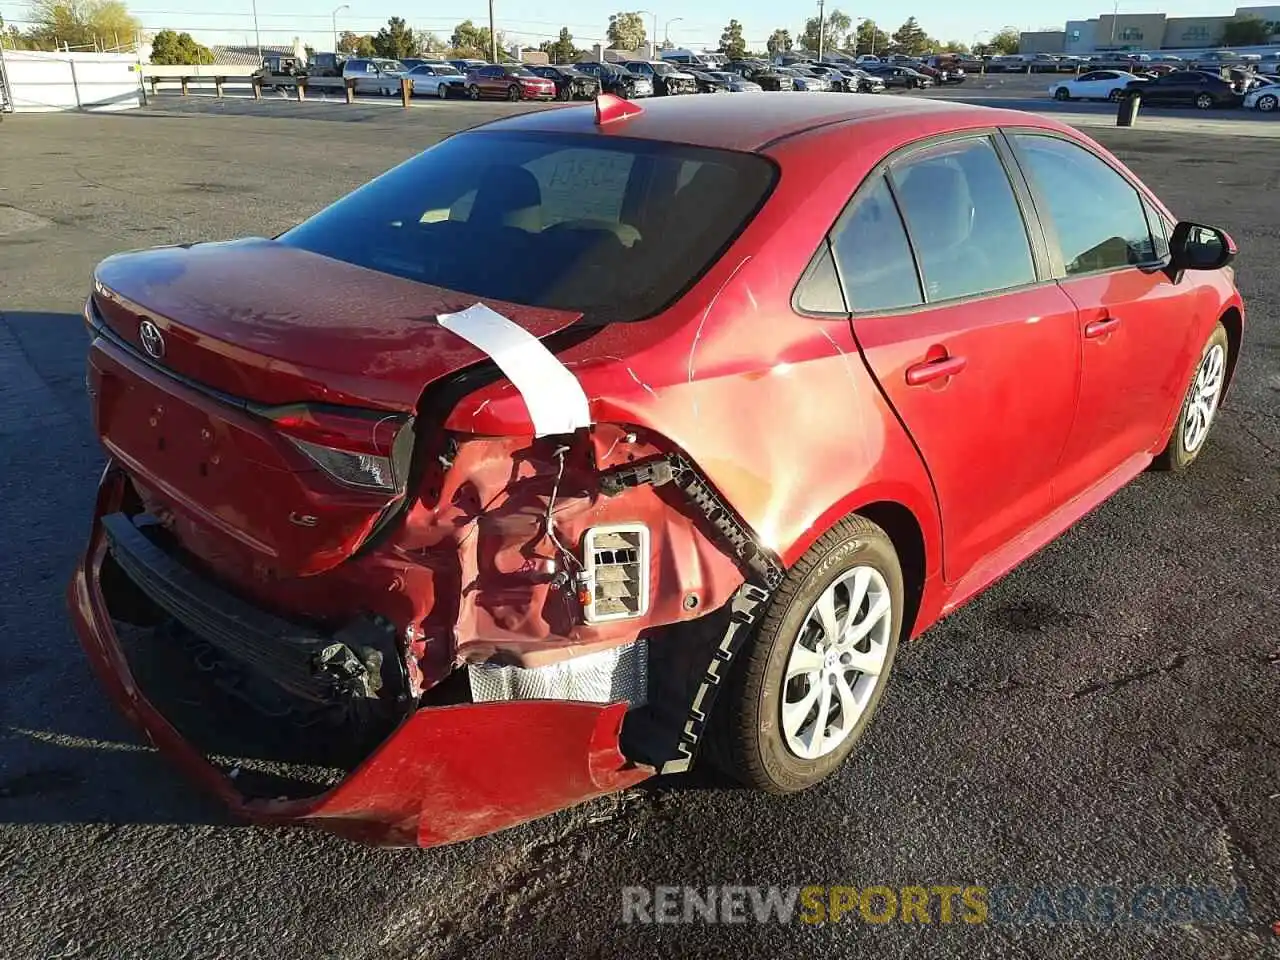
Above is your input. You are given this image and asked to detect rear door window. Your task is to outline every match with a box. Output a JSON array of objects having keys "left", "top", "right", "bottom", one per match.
[
  {"left": 828, "top": 175, "right": 923, "bottom": 312},
  {"left": 888, "top": 137, "right": 1037, "bottom": 301}
]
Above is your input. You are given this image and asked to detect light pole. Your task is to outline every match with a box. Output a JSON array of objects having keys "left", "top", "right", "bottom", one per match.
[
  {"left": 663, "top": 16, "right": 683, "bottom": 49},
  {"left": 251, "top": 0, "right": 262, "bottom": 61},
  {"left": 636, "top": 10, "right": 657, "bottom": 57},
  {"left": 817, "top": 0, "right": 825, "bottom": 61},
  {"left": 489, "top": 0, "right": 497, "bottom": 62},
  {"left": 1109, "top": 0, "right": 1120, "bottom": 47},
  {"left": 331, "top": 4, "right": 348, "bottom": 53}
]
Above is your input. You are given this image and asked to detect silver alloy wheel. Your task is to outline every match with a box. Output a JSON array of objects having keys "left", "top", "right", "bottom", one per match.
[
  {"left": 438, "top": 83, "right": 448, "bottom": 98},
  {"left": 1196, "top": 92, "right": 1214, "bottom": 109},
  {"left": 1183, "top": 343, "right": 1226, "bottom": 454},
  {"left": 781, "top": 565, "right": 892, "bottom": 760},
  {"left": 1260, "top": 94, "right": 1278, "bottom": 111}
]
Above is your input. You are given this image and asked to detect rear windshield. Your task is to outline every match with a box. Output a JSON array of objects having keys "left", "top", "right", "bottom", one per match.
[{"left": 280, "top": 131, "right": 776, "bottom": 324}]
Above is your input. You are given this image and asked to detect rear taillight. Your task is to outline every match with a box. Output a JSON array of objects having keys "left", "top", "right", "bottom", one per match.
[{"left": 266, "top": 405, "right": 411, "bottom": 494}]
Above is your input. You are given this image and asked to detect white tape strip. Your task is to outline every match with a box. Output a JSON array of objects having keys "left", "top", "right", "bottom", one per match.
[{"left": 438, "top": 303, "right": 592, "bottom": 437}]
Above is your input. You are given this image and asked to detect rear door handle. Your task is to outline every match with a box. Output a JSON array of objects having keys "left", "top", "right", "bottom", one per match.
[
  {"left": 905, "top": 354, "right": 967, "bottom": 386},
  {"left": 1084, "top": 316, "right": 1121, "bottom": 339}
]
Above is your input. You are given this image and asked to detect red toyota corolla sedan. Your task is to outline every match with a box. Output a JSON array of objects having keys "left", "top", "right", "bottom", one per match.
[{"left": 69, "top": 94, "right": 1243, "bottom": 847}]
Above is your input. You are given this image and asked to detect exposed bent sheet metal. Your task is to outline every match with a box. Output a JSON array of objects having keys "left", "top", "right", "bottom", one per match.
[{"left": 438, "top": 303, "right": 592, "bottom": 437}]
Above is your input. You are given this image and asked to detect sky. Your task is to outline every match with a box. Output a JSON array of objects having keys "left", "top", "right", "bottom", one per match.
[{"left": 1, "top": 0, "right": 1270, "bottom": 52}]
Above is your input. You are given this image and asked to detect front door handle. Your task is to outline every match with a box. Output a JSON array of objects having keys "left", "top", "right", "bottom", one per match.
[
  {"left": 905, "top": 354, "right": 967, "bottom": 386},
  {"left": 1084, "top": 316, "right": 1121, "bottom": 339}
]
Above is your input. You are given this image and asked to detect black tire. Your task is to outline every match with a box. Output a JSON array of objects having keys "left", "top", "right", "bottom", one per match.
[
  {"left": 1196, "top": 92, "right": 1214, "bottom": 110},
  {"left": 1108, "top": 88, "right": 1123, "bottom": 101},
  {"left": 1054, "top": 86, "right": 1071, "bottom": 101},
  {"left": 557, "top": 85, "right": 572, "bottom": 101},
  {"left": 467, "top": 84, "right": 480, "bottom": 101},
  {"left": 1154, "top": 322, "right": 1230, "bottom": 472},
  {"left": 437, "top": 83, "right": 449, "bottom": 99},
  {"left": 711, "top": 515, "right": 905, "bottom": 794},
  {"left": 506, "top": 84, "right": 521, "bottom": 102},
  {"left": 1258, "top": 93, "right": 1278, "bottom": 112}
]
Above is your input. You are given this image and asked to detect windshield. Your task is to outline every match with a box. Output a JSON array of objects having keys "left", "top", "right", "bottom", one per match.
[
  {"left": 423, "top": 63, "right": 461, "bottom": 76},
  {"left": 650, "top": 61, "right": 676, "bottom": 75},
  {"left": 374, "top": 59, "right": 405, "bottom": 72},
  {"left": 280, "top": 132, "right": 777, "bottom": 325},
  {"left": 507, "top": 65, "right": 535, "bottom": 76}
]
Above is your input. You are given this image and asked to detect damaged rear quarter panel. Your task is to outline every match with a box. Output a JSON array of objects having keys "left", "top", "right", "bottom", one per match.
[
  {"left": 399, "top": 431, "right": 746, "bottom": 673},
  {"left": 444, "top": 133, "right": 943, "bottom": 599}
]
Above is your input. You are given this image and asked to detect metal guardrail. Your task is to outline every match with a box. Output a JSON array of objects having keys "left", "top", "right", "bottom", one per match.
[{"left": 146, "top": 73, "right": 426, "bottom": 107}]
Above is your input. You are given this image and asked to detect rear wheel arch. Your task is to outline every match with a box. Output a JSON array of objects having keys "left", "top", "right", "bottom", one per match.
[
  {"left": 854, "top": 501, "right": 927, "bottom": 642},
  {"left": 1219, "top": 306, "right": 1243, "bottom": 396},
  {"left": 779, "top": 492, "right": 936, "bottom": 642}
]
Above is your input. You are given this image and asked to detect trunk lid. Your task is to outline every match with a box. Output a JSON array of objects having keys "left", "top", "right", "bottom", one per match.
[
  {"left": 92, "top": 238, "right": 582, "bottom": 413},
  {"left": 88, "top": 239, "right": 582, "bottom": 580}
]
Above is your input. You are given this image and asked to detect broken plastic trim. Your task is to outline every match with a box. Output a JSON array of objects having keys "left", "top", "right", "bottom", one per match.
[
  {"left": 598, "top": 450, "right": 784, "bottom": 772},
  {"left": 598, "top": 453, "right": 784, "bottom": 590}
]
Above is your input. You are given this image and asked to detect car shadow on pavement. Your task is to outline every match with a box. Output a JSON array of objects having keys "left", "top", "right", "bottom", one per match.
[{"left": 0, "top": 309, "right": 234, "bottom": 828}]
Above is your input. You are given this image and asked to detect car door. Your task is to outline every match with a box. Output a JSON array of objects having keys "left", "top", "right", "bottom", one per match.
[
  {"left": 1007, "top": 131, "right": 1196, "bottom": 505},
  {"left": 837, "top": 134, "right": 1080, "bottom": 584},
  {"left": 1071, "top": 70, "right": 1100, "bottom": 95}
]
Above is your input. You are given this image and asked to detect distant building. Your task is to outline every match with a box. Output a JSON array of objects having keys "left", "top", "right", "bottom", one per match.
[
  {"left": 210, "top": 40, "right": 303, "bottom": 66},
  {"left": 1019, "top": 31, "right": 1067, "bottom": 54},
  {"left": 1029, "top": 4, "right": 1280, "bottom": 54}
]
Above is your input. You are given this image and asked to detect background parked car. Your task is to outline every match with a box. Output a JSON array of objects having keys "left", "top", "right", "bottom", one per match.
[
  {"left": 778, "top": 66, "right": 830, "bottom": 91},
  {"left": 623, "top": 60, "right": 698, "bottom": 95},
  {"left": 842, "top": 68, "right": 886, "bottom": 93},
  {"left": 573, "top": 61, "right": 653, "bottom": 98},
  {"left": 466, "top": 63, "right": 556, "bottom": 101},
  {"left": 304, "top": 52, "right": 344, "bottom": 78},
  {"left": 725, "top": 60, "right": 795, "bottom": 91},
  {"left": 528, "top": 64, "right": 600, "bottom": 101},
  {"left": 805, "top": 62, "right": 855, "bottom": 91},
  {"left": 1243, "top": 75, "right": 1280, "bottom": 111},
  {"left": 683, "top": 68, "right": 730, "bottom": 93},
  {"left": 866, "top": 64, "right": 934, "bottom": 88},
  {"left": 1125, "top": 70, "right": 1242, "bottom": 109},
  {"left": 1050, "top": 70, "right": 1144, "bottom": 102},
  {"left": 406, "top": 62, "right": 465, "bottom": 99},
  {"left": 701, "top": 70, "right": 761, "bottom": 92},
  {"left": 256, "top": 54, "right": 304, "bottom": 90},
  {"left": 448, "top": 58, "right": 488, "bottom": 75},
  {"left": 914, "top": 62, "right": 965, "bottom": 84},
  {"left": 341, "top": 58, "right": 407, "bottom": 96}
]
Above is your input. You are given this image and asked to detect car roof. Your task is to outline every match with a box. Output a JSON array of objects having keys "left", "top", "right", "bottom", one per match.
[{"left": 474, "top": 93, "right": 1044, "bottom": 153}]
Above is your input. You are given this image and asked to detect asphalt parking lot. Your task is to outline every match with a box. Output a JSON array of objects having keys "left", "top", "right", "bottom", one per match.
[{"left": 0, "top": 100, "right": 1277, "bottom": 960}]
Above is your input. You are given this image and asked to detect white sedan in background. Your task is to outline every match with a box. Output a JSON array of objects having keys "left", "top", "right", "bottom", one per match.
[
  {"left": 1243, "top": 75, "right": 1280, "bottom": 111},
  {"left": 1049, "top": 70, "right": 1143, "bottom": 102}
]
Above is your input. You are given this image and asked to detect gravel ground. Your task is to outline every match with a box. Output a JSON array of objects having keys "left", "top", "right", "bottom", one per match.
[{"left": 0, "top": 102, "right": 1277, "bottom": 960}]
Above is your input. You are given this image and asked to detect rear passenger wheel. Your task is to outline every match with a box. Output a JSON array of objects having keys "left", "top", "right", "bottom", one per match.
[
  {"left": 1196, "top": 92, "right": 1215, "bottom": 109},
  {"left": 712, "top": 515, "right": 904, "bottom": 793},
  {"left": 1155, "top": 323, "right": 1229, "bottom": 472}
]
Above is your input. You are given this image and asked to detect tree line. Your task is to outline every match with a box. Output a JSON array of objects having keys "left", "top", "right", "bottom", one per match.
[{"left": 2, "top": 0, "right": 141, "bottom": 52}]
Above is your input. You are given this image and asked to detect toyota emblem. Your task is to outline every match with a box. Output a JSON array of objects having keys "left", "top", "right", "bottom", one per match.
[{"left": 138, "top": 320, "right": 165, "bottom": 360}]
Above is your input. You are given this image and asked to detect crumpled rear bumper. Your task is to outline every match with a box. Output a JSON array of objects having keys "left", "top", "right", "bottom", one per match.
[{"left": 67, "top": 466, "right": 653, "bottom": 848}]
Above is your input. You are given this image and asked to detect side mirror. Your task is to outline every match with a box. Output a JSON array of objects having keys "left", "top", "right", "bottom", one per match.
[{"left": 1169, "top": 221, "right": 1237, "bottom": 273}]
